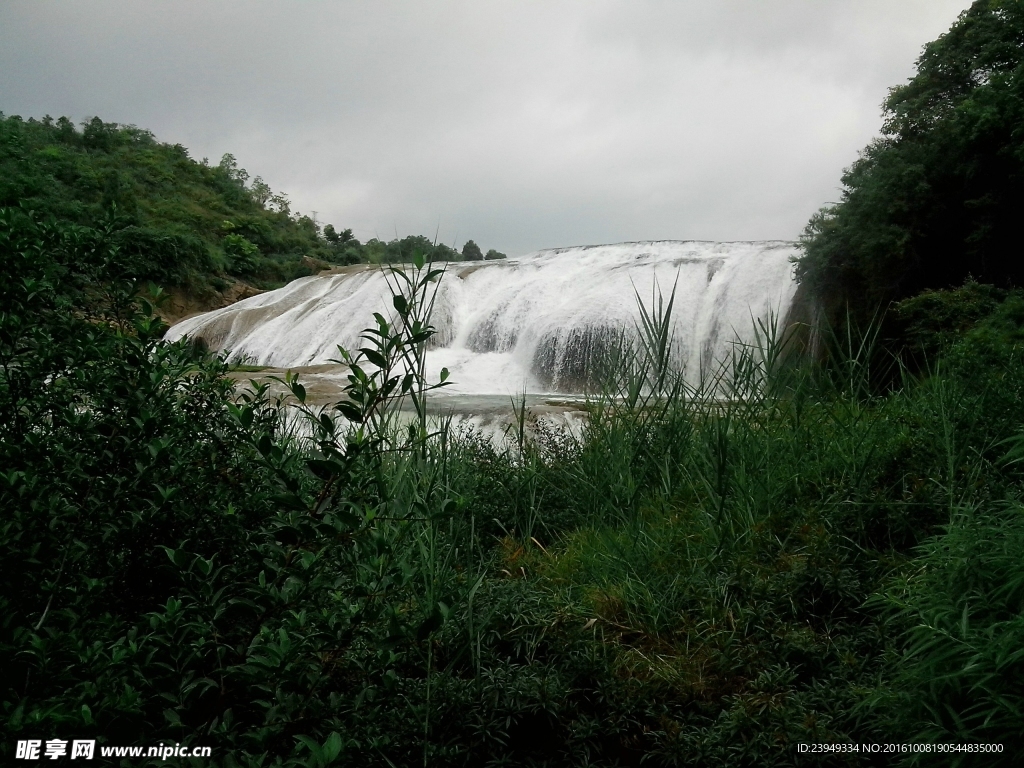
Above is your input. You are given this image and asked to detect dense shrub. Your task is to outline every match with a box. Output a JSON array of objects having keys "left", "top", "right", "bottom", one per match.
[{"left": 0, "top": 212, "right": 455, "bottom": 765}]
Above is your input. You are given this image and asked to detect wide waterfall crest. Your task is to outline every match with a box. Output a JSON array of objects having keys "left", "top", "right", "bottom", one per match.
[{"left": 165, "top": 241, "right": 800, "bottom": 395}]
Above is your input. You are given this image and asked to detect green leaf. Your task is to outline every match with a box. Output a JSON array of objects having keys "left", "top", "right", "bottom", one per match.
[
  {"left": 361, "top": 348, "right": 388, "bottom": 369},
  {"left": 335, "top": 401, "right": 364, "bottom": 422},
  {"left": 162, "top": 547, "right": 188, "bottom": 568},
  {"left": 295, "top": 734, "right": 322, "bottom": 764},
  {"left": 322, "top": 732, "right": 343, "bottom": 763},
  {"left": 273, "top": 492, "right": 308, "bottom": 511},
  {"left": 237, "top": 406, "right": 254, "bottom": 428}
]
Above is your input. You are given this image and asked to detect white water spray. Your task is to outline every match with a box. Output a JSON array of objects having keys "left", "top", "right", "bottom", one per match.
[{"left": 165, "top": 241, "right": 799, "bottom": 396}]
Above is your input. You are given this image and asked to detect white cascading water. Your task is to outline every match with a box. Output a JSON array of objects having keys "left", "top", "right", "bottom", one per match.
[{"left": 165, "top": 241, "right": 799, "bottom": 397}]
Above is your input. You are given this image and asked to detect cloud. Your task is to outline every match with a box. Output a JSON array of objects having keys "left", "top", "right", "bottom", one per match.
[{"left": 0, "top": 0, "right": 971, "bottom": 254}]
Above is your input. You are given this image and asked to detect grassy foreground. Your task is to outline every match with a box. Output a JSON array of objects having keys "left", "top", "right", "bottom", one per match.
[{"left": 3, "top": 207, "right": 1024, "bottom": 766}]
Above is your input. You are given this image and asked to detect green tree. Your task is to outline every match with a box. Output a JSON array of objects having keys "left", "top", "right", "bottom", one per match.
[
  {"left": 324, "top": 224, "right": 353, "bottom": 244},
  {"left": 461, "top": 239, "right": 483, "bottom": 261},
  {"left": 798, "top": 0, "right": 1024, "bottom": 318},
  {"left": 249, "top": 175, "right": 273, "bottom": 207}
]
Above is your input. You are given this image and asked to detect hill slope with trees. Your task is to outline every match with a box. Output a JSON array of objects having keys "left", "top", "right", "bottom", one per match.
[{"left": 0, "top": 113, "right": 505, "bottom": 317}]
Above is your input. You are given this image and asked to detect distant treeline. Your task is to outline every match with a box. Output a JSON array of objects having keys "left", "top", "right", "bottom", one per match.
[{"left": 0, "top": 113, "right": 504, "bottom": 292}]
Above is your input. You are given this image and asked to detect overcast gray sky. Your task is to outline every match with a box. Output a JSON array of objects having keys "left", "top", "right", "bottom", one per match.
[{"left": 0, "top": 1, "right": 971, "bottom": 255}]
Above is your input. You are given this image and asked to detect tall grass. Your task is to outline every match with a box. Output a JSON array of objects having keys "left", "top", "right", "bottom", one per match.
[
  {"left": 442, "top": 284, "right": 1021, "bottom": 764},
  {"left": 267, "top": 264, "right": 1024, "bottom": 765}
]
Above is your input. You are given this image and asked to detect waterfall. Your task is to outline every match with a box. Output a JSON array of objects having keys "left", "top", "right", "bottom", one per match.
[{"left": 165, "top": 241, "right": 799, "bottom": 396}]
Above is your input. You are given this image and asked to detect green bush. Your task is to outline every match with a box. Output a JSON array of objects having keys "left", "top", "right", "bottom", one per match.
[
  {"left": 223, "top": 232, "right": 261, "bottom": 275},
  {"left": 0, "top": 222, "right": 506, "bottom": 765}
]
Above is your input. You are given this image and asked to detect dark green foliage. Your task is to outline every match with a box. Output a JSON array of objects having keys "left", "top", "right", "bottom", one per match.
[
  {"left": 461, "top": 239, "right": 483, "bottom": 261},
  {"left": 892, "top": 283, "right": 1024, "bottom": 377},
  {"left": 797, "top": 0, "right": 1024, "bottom": 318},
  {"left": 362, "top": 234, "right": 461, "bottom": 264},
  {"left": 357, "top": 234, "right": 515, "bottom": 266},
  {"left": 894, "top": 282, "right": 1008, "bottom": 361},
  {"left": 322, "top": 225, "right": 352, "bottom": 245},
  {"left": 484, "top": 248, "right": 507, "bottom": 260},
  {"left": 875, "top": 501, "right": 1024, "bottom": 765},
  {"left": 223, "top": 232, "right": 261, "bottom": 276},
  {"left": 0, "top": 211, "right": 460, "bottom": 765}
]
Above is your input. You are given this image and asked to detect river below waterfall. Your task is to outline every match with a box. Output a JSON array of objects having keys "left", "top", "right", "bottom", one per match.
[{"left": 221, "top": 363, "right": 589, "bottom": 447}]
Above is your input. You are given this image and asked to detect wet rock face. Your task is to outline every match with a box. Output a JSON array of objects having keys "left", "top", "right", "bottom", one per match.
[
  {"left": 531, "top": 324, "right": 623, "bottom": 391},
  {"left": 466, "top": 304, "right": 518, "bottom": 354}
]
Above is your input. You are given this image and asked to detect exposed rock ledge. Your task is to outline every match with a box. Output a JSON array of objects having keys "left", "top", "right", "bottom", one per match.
[{"left": 156, "top": 280, "right": 265, "bottom": 326}]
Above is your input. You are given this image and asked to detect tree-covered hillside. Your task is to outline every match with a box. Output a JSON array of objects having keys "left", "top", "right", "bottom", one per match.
[
  {"left": 797, "top": 0, "right": 1024, "bottom": 318},
  {"left": 0, "top": 113, "right": 505, "bottom": 298}
]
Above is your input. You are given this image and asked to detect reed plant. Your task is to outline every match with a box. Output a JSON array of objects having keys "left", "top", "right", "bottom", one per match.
[{"left": 430, "top": 281, "right": 1024, "bottom": 765}]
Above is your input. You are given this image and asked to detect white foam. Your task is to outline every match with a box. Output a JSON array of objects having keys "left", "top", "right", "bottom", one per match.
[{"left": 166, "top": 241, "right": 799, "bottom": 396}]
